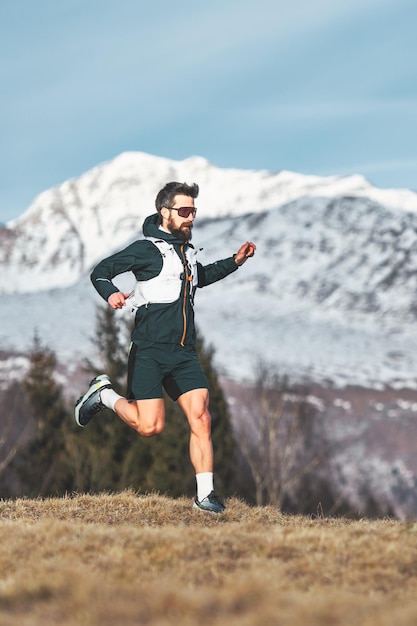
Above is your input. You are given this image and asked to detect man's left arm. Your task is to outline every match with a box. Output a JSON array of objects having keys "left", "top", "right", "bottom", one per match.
[
  {"left": 234, "top": 241, "right": 256, "bottom": 266},
  {"left": 198, "top": 241, "right": 256, "bottom": 287}
]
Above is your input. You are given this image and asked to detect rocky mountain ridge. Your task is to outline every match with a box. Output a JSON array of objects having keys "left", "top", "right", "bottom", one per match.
[
  {"left": 2, "top": 150, "right": 417, "bottom": 295},
  {"left": 1, "top": 151, "right": 417, "bottom": 389}
]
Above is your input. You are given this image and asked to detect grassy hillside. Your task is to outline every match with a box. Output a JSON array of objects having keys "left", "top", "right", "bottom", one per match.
[{"left": 1, "top": 491, "right": 417, "bottom": 625}]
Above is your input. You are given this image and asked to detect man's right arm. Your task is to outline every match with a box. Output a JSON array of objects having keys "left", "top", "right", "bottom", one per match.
[
  {"left": 90, "top": 251, "right": 132, "bottom": 302},
  {"left": 90, "top": 240, "right": 161, "bottom": 304}
]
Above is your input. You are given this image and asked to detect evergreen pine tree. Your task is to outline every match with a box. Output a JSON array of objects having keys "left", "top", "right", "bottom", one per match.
[
  {"left": 90, "top": 304, "right": 129, "bottom": 392},
  {"left": 12, "top": 333, "right": 72, "bottom": 496},
  {"left": 67, "top": 304, "right": 136, "bottom": 493}
]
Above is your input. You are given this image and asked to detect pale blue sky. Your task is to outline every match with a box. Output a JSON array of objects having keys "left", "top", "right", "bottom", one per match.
[{"left": 1, "top": 0, "right": 416, "bottom": 223}]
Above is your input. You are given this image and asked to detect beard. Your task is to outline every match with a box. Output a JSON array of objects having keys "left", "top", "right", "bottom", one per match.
[{"left": 167, "top": 219, "right": 193, "bottom": 242}]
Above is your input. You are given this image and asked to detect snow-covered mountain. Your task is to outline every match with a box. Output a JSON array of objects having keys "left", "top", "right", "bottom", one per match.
[{"left": 2, "top": 151, "right": 417, "bottom": 389}]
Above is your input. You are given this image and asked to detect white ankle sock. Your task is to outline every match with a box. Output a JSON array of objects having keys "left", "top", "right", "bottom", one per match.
[
  {"left": 196, "top": 472, "right": 214, "bottom": 501},
  {"left": 100, "top": 388, "right": 123, "bottom": 412}
]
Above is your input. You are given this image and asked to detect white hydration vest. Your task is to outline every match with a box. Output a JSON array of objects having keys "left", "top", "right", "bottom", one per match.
[{"left": 131, "top": 237, "right": 198, "bottom": 308}]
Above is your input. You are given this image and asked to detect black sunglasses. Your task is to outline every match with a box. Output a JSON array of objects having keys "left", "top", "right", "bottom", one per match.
[{"left": 168, "top": 206, "right": 197, "bottom": 218}]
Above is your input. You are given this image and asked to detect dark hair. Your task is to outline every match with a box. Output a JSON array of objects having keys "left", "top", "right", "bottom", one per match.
[{"left": 155, "top": 182, "right": 199, "bottom": 213}]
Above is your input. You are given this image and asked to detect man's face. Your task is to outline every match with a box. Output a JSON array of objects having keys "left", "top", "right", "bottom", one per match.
[{"left": 165, "top": 194, "right": 196, "bottom": 241}]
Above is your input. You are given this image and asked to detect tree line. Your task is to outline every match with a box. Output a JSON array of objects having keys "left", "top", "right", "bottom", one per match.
[
  {"left": 0, "top": 305, "right": 240, "bottom": 500},
  {"left": 0, "top": 304, "right": 332, "bottom": 512}
]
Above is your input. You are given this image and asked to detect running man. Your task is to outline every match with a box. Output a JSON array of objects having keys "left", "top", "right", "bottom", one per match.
[{"left": 75, "top": 181, "right": 256, "bottom": 513}]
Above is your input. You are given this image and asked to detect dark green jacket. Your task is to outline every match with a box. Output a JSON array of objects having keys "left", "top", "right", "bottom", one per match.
[{"left": 90, "top": 213, "right": 239, "bottom": 346}]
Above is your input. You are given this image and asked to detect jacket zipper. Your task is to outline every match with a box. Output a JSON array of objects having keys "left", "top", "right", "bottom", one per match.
[{"left": 180, "top": 243, "right": 189, "bottom": 346}]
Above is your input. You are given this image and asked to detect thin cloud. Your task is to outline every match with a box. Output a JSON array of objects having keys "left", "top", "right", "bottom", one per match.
[
  {"left": 342, "top": 158, "right": 417, "bottom": 175},
  {"left": 236, "top": 98, "right": 417, "bottom": 125}
]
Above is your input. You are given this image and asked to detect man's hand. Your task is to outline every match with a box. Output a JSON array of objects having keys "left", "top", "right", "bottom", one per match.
[
  {"left": 235, "top": 241, "right": 256, "bottom": 266},
  {"left": 108, "top": 292, "right": 130, "bottom": 309}
]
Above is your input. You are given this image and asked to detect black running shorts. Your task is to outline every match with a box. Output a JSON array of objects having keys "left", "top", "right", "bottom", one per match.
[{"left": 127, "top": 340, "right": 209, "bottom": 401}]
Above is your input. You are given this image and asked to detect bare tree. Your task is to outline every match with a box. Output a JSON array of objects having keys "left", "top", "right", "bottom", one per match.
[
  {"left": 235, "top": 363, "right": 322, "bottom": 508},
  {"left": 0, "top": 382, "right": 33, "bottom": 482}
]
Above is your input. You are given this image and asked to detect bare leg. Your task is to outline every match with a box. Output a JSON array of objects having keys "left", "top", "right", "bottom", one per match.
[
  {"left": 177, "top": 388, "right": 213, "bottom": 474},
  {"left": 113, "top": 397, "right": 165, "bottom": 437}
]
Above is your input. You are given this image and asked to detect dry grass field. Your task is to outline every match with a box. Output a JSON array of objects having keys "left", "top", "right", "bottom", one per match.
[{"left": 1, "top": 491, "right": 417, "bottom": 626}]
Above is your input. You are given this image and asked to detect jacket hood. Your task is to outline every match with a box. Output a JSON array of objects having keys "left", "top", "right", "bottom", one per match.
[
  {"left": 142, "top": 213, "right": 192, "bottom": 245},
  {"left": 142, "top": 213, "right": 164, "bottom": 238}
]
